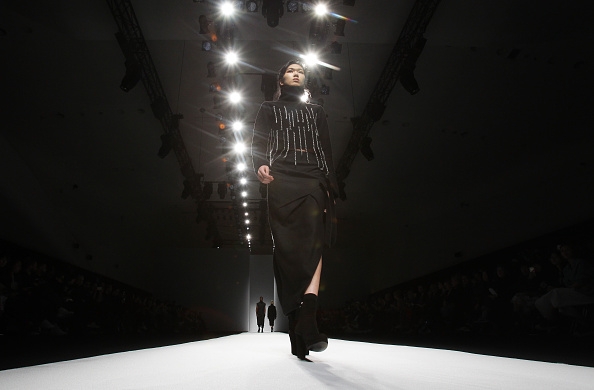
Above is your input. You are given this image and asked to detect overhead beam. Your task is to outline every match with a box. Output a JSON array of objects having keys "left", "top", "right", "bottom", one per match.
[
  {"left": 105, "top": 0, "right": 221, "bottom": 243},
  {"left": 335, "top": 0, "right": 442, "bottom": 196}
]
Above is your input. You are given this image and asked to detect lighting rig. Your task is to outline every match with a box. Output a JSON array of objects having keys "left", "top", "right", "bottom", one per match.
[
  {"left": 334, "top": 0, "right": 442, "bottom": 200},
  {"left": 109, "top": 0, "right": 354, "bottom": 248}
]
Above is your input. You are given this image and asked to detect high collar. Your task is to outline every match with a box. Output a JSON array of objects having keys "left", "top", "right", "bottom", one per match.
[{"left": 279, "top": 85, "right": 304, "bottom": 102}]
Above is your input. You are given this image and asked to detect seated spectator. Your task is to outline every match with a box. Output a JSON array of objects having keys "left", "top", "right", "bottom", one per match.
[{"left": 534, "top": 243, "right": 594, "bottom": 324}]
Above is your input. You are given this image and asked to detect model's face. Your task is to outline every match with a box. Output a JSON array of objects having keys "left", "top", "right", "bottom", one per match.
[{"left": 280, "top": 64, "right": 305, "bottom": 87}]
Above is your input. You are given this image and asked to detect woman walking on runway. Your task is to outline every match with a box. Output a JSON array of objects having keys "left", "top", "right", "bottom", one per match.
[{"left": 251, "top": 59, "right": 338, "bottom": 360}]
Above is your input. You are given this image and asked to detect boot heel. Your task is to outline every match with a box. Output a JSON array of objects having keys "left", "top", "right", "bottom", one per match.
[
  {"left": 295, "top": 294, "right": 329, "bottom": 354},
  {"left": 295, "top": 334, "right": 309, "bottom": 360}
]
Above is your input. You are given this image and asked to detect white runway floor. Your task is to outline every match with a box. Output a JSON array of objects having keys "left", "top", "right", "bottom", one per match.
[{"left": 1, "top": 332, "right": 593, "bottom": 389}]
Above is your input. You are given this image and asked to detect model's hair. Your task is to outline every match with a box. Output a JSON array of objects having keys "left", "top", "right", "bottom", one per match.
[{"left": 273, "top": 59, "right": 309, "bottom": 101}]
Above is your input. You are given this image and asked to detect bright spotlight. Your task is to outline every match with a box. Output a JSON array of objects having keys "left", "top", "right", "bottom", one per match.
[
  {"left": 232, "top": 121, "right": 244, "bottom": 131},
  {"left": 239, "top": 177, "right": 247, "bottom": 185},
  {"left": 229, "top": 91, "right": 241, "bottom": 103},
  {"left": 301, "top": 52, "right": 319, "bottom": 67},
  {"left": 246, "top": 234, "right": 252, "bottom": 240},
  {"left": 245, "top": 219, "right": 250, "bottom": 224},
  {"left": 234, "top": 142, "right": 246, "bottom": 153},
  {"left": 225, "top": 51, "right": 239, "bottom": 65},
  {"left": 241, "top": 191, "right": 248, "bottom": 197},
  {"left": 242, "top": 202, "right": 248, "bottom": 207},
  {"left": 314, "top": 4, "right": 328, "bottom": 15},
  {"left": 220, "top": 2, "right": 235, "bottom": 16},
  {"left": 237, "top": 162, "right": 247, "bottom": 171}
]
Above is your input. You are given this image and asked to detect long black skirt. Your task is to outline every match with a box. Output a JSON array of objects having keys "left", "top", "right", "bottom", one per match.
[{"left": 267, "top": 154, "right": 329, "bottom": 315}]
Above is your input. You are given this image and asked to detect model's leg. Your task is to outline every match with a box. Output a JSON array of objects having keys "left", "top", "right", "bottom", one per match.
[
  {"left": 304, "top": 258, "right": 322, "bottom": 295},
  {"left": 296, "top": 257, "right": 328, "bottom": 353}
]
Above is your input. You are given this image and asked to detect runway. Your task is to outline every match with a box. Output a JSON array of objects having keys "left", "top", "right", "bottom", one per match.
[{"left": 0, "top": 332, "right": 593, "bottom": 389}]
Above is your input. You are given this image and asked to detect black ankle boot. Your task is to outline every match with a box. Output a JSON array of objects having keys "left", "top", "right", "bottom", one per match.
[
  {"left": 295, "top": 294, "right": 328, "bottom": 353},
  {"left": 288, "top": 310, "right": 308, "bottom": 360}
]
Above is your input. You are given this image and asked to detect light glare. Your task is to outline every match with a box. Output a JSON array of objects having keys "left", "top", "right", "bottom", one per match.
[
  {"left": 229, "top": 91, "right": 241, "bottom": 103},
  {"left": 220, "top": 2, "right": 235, "bottom": 16},
  {"left": 301, "top": 53, "right": 319, "bottom": 67},
  {"left": 232, "top": 121, "right": 244, "bottom": 131},
  {"left": 314, "top": 4, "right": 328, "bottom": 15},
  {"left": 234, "top": 142, "right": 246, "bottom": 153},
  {"left": 225, "top": 51, "right": 239, "bottom": 65}
]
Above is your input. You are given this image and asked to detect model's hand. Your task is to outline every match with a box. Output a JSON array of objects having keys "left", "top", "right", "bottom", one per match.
[{"left": 257, "top": 165, "right": 274, "bottom": 184}]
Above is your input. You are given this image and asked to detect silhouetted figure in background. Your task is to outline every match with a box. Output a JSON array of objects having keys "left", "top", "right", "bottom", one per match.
[
  {"left": 256, "top": 296, "right": 266, "bottom": 332},
  {"left": 268, "top": 300, "right": 277, "bottom": 332}
]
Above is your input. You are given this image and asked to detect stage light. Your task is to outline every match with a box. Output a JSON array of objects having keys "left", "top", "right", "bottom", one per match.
[
  {"left": 224, "top": 51, "right": 239, "bottom": 65},
  {"left": 228, "top": 91, "right": 242, "bottom": 103},
  {"left": 245, "top": 219, "right": 250, "bottom": 224},
  {"left": 158, "top": 133, "right": 174, "bottom": 158},
  {"left": 239, "top": 177, "right": 247, "bottom": 185},
  {"left": 234, "top": 142, "right": 246, "bottom": 153},
  {"left": 246, "top": 1, "right": 258, "bottom": 12},
  {"left": 243, "top": 202, "right": 248, "bottom": 207},
  {"left": 300, "top": 92, "right": 309, "bottom": 102},
  {"left": 220, "top": 2, "right": 235, "bottom": 16},
  {"left": 302, "top": 2, "right": 313, "bottom": 12},
  {"left": 241, "top": 191, "right": 248, "bottom": 197},
  {"left": 202, "top": 40, "right": 212, "bottom": 51},
  {"left": 246, "top": 234, "right": 252, "bottom": 240},
  {"left": 301, "top": 52, "right": 319, "bottom": 67},
  {"left": 263, "top": 0, "right": 283, "bottom": 27},
  {"left": 287, "top": 1, "right": 298, "bottom": 12},
  {"left": 209, "top": 82, "right": 221, "bottom": 92},
  {"left": 232, "top": 121, "right": 244, "bottom": 131},
  {"left": 120, "top": 59, "right": 141, "bottom": 92},
  {"left": 400, "top": 67, "right": 419, "bottom": 95},
  {"left": 314, "top": 4, "right": 328, "bottom": 16},
  {"left": 237, "top": 162, "right": 247, "bottom": 171}
]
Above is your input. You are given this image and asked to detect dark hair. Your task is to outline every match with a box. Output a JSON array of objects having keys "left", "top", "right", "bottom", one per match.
[{"left": 273, "top": 59, "right": 309, "bottom": 101}]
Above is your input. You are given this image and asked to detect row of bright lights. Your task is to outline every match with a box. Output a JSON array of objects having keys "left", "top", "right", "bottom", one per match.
[
  {"left": 220, "top": 2, "right": 329, "bottom": 17},
  {"left": 222, "top": 49, "right": 322, "bottom": 69},
  {"left": 227, "top": 116, "right": 252, "bottom": 243},
  {"left": 214, "top": 1, "right": 332, "bottom": 247}
]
